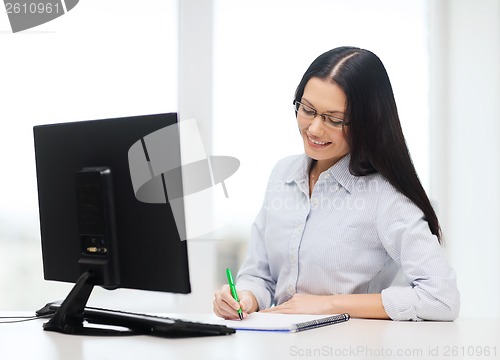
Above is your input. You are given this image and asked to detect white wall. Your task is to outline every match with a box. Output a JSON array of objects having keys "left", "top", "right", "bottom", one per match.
[
  {"left": 429, "top": 0, "right": 500, "bottom": 317},
  {"left": 0, "top": 0, "right": 181, "bottom": 312}
]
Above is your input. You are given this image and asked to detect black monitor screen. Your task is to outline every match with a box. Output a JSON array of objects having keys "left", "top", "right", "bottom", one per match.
[{"left": 33, "top": 113, "right": 190, "bottom": 296}]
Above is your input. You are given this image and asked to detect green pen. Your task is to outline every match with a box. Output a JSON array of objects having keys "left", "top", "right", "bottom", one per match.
[{"left": 225, "top": 267, "right": 243, "bottom": 320}]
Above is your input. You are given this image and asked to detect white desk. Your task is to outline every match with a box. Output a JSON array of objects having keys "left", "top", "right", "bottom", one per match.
[{"left": 1, "top": 313, "right": 499, "bottom": 360}]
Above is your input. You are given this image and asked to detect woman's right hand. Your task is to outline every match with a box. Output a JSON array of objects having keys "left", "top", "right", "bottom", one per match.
[{"left": 213, "top": 285, "right": 258, "bottom": 319}]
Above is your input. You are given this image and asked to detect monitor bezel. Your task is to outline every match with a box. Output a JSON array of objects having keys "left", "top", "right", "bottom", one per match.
[{"left": 33, "top": 113, "right": 191, "bottom": 295}]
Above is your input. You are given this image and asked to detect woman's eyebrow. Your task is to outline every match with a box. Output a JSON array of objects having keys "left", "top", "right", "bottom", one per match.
[{"left": 302, "top": 98, "right": 345, "bottom": 115}]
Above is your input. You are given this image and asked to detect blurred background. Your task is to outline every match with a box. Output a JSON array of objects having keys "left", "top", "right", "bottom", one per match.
[{"left": 0, "top": 0, "right": 498, "bottom": 318}]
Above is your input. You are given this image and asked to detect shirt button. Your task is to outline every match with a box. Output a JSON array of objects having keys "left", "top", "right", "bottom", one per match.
[
  {"left": 288, "top": 286, "right": 294, "bottom": 294},
  {"left": 324, "top": 174, "right": 330, "bottom": 179},
  {"left": 311, "top": 198, "right": 318, "bottom": 207}
]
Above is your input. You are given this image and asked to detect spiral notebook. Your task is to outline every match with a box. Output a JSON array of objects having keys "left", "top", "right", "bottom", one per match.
[{"left": 220, "top": 312, "right": 350, "bottom": 332}]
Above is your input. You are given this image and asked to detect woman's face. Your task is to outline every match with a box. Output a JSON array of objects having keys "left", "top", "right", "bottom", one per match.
[{"left": 297, "top": 77, "right": 350, "bottom": 170}]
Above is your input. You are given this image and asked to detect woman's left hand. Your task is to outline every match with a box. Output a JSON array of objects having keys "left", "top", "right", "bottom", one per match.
[{"left": 260, "top": 294, "right": 334, "bottom": 315}]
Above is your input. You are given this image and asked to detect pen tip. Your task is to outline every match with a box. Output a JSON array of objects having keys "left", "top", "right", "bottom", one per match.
[{"left": 239, "top": 313, "right": 243, "bottom": 321}]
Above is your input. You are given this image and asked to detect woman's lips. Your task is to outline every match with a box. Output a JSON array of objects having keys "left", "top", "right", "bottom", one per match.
[{"left": 306, "top": 134, "right": 331, "bottom": 148}]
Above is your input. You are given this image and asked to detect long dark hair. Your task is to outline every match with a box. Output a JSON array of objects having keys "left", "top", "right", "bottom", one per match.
[{"left": 294, "top": 46, "right": 442, "bottom": 243}]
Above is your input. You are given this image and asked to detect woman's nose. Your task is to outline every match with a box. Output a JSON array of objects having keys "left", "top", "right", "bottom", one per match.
[{"left": 308, "top": 115, "right": 324, "bottom": 136}]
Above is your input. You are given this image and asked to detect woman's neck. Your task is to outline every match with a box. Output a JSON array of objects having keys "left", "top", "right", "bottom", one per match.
[
  {"left": 308, "top": 157, "right": 344, "bottom": 196},
  {"left": 310, "top": 157, "right": 340, "bottom": 175}
]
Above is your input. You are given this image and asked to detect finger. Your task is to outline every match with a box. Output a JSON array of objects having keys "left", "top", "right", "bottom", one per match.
[
  {"left": 238, "top": 291, "right": 251, "bottom": 312},
  {"left": 260, "top": 302, "right": 293, "bottom": 314},
  {"left": 213, "top": 288, "right": 237, "bottom": 318},
  {"left": 214, "top": 286, "right": 245, "bottom": 319},
  {"left": 222, "top": 289, "right": 243, "bottom": 311},
  {"left": 213, "top": 290, "right": 227, "bottom": 318},
  {"left": 260, "top": 306, "right": 278, "bottom": 313},
  {"left": 213, "top": 299, "right": 241, "bottom": 320},
  {"left": 213, "top": 301, "right": 224, "bottom": 318}
]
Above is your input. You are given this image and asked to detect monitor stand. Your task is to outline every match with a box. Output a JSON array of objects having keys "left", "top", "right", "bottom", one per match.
[{"left": 43, "top": 270, "right": 136, "bottom": 336}]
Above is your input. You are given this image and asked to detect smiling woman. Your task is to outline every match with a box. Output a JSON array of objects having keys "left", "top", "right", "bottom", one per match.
[{"left": 213, "top": 46, "right": 460, "bottom": 322}]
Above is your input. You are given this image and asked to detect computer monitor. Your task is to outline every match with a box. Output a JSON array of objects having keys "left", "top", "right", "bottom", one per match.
[{"left": 33, "top": 113, "right": 190, "bottom": 335}]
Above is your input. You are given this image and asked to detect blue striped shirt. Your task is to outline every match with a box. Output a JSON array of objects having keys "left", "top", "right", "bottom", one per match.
[{"left": 236, "top": 154, "right": 460, "bottom": 321}]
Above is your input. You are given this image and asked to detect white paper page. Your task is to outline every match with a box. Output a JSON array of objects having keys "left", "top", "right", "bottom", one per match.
[{"left": 214, "top": 312, "right": 344, "bottom": 331}]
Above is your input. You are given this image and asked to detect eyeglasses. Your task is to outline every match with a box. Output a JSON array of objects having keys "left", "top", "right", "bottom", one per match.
[{"left": 293, "top": 100, "right": 348, "bottom": 129}]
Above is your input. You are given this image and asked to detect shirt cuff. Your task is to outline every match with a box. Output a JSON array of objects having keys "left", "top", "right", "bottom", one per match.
[
  {"left": 236, "top": 278, "right": 272, "bottom": 311},
  {"left": 381, "top": 286, "right": 420, "bottom": 321}
]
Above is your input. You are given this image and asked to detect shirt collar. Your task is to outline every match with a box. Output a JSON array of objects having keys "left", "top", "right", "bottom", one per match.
[{"left": 285, "top": 153, "right": 359, "bottom": 193}]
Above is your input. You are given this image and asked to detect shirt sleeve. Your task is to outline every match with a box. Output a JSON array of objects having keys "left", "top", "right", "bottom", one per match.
[
  {"left": 234, "top": 155, "right": 299, "bottom": 311},
  {"left": 235, "top": 203, "right": 276, "bottom": 311},
  {"left": 376, "top": 185, "right": 460, "bottom": 321}
]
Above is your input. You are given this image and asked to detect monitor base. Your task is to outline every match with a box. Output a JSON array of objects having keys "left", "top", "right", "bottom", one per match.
[{"left": 43, "top": 271, "right": 136, "bottom": 336}]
